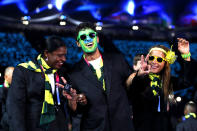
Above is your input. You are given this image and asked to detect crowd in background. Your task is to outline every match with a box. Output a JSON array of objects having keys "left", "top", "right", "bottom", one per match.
[{"left": 0, "top": 22, "right": 196, "bottom": 131}]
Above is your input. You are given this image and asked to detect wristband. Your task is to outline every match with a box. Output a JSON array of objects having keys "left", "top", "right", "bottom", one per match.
[{"left": 181, "top": 52, "right": 191, "bottom": 59}]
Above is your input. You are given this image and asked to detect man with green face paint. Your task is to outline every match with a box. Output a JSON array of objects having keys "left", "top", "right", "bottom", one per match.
[
  {"left": 69, "top": 22, "right": 135, "bottom": 131},
  {"left": 77, "top": 28, "right": 98, "bottom": 53}
]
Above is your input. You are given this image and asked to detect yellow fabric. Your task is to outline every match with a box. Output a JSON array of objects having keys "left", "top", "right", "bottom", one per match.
[
  {"left": 44, "top": 90, "right": 54, "bottom": 108},
  {"left": 149, "top": 47, "right": 167, "bottom": 54},
  {"left": 94, "top": 59, "right": 105, "bottom": 91},
  {"left": 96, "top": 69, "right": 102, "bottom": 78},
  {"left": 149, "top": 73, "right": 161, "bottom": 96},
  {"left": 185, "top": 113, "right": 196, "bottom": 119}
]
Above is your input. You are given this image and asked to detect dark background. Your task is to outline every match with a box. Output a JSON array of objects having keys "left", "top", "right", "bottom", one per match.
[{"left": 0, "top": 0, "right": 197, "bottom": 120}]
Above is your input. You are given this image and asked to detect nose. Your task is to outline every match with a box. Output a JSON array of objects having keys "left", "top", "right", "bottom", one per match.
[
  {"left": 84, "top": 36, "right": 93, "bottom": 43},
  {"left": 152, "top": 58, "right": 157, "bottom": 63}
]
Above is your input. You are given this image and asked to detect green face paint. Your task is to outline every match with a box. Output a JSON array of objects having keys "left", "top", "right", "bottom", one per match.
[{"left": 77, "top": 28, "right": 98, "bottom": 53}]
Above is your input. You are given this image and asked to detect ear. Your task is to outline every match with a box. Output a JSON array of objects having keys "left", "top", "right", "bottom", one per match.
[
  {"left": 76, "top": 41, "right": 81, "bottom": 47},
  {"left": 43, "top": 50, "right": 48, "bottom": 59}
]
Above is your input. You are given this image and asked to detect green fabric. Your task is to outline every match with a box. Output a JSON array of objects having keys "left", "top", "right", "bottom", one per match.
[
  {"left": 149, "top": 73, "right": 162, "bottom": 96},
  {"left": 18, "top": 54, "right": 57, "bottom": 126}
]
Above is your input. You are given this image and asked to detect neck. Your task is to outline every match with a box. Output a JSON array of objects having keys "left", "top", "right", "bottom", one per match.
[{"left": 84, "top": 48, "right": 101, "bottom": 61}]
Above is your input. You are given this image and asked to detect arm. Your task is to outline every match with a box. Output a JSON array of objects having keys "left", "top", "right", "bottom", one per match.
[
  {"left": 126, "top": 72, "right": 137, "bottom": 88},
  {"left": 7, "top": 67, "right": 27, "bottom": 131},
  {"left": 177, "top": 38, "right": 197, "bottom": 86},
  {"left": 126, "top": 55, "right": 151, "bottom": 87},
  {"left": 177, "top": 38, "right": 190, "bottom": 61}
]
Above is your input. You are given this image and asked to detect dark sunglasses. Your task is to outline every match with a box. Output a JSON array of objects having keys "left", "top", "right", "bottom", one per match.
[
  {"left": 149, "top": 56, "right": 165, "bottom": 63},
  {"left": 78, "top": 32, "right": 96, "bottom": 41}
]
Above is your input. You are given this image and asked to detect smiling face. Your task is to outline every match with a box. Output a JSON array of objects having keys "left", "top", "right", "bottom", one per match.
[
  {"left": 45, "top": 46, "right": 67, "bottom": 69},
  {"left": 77, "top": 28, "right": 98, "bottom": 53},
  {"left": 149, "top": 50, "right": 166, "bottom": 74}
]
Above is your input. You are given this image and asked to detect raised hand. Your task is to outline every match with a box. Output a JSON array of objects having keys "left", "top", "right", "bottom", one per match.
[
  {"left": 177, "top": 38, "right": 190, "bottom": 54},
  {"left": 137, "top": 55, "right": 151, "bottom": 76},
  {"left": 56, "top": 77, "right": 78, "bottom": 101},
  {"left": 56, "top": 77, "right": 78, "bottom": 111}
]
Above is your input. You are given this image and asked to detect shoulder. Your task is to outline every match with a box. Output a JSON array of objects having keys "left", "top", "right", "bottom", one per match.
[{"left": 14, "top": 66, "right": 33, "bottom": 75}]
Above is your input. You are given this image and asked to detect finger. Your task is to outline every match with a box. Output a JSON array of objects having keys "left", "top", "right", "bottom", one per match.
[
  {"left": 70, "top": 88, "right": 77, "bottom": 95},
  {"left": 184, "top": 40, "right": 189, "bottom": 45},
  {"left": 177, "top": 38, "right": 182, "bottom": 41},
  {"left": 143, "top": 70, "right": 150, "bottom": 75},
  {"left": 145, "top": 54, "right": 149, "bottom": 62},
  {"left": 141, "top": 55, "right": 144, "bottom": 66},
  {"left": 61, "top": 77, "right": 67, "bottom": 84},
  {"left": 178, "top": 38, "right": 185, "bottom": 44},
  {"left": 147, "top": 65, "right": 151, "bottom": 72},
  {"left": 56, "top": 83, "right": 64, "bottom": 88},
  {"left": 63, "top": 91, "right": 72, "bottom": 99}
]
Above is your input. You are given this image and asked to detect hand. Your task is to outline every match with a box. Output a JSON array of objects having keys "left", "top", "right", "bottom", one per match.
[
  {"left": 177, "top": 38, "right": 190, "bottom": 54},
  {"left": 56, "top": 77, "right": 77, "bottom": 101},
  {"left": 137, "top": 55, "right": 151, "bottom": 76},
  {"left": 77, "top": 94, "right": 87, "bottom": 105},
  {"left": 56, "top": 77, "right": 78, "bottom": 111}
]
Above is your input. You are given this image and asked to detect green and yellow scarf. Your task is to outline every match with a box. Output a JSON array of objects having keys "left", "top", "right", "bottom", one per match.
[
  {"left": 83, "top": 55, "right": 106, "bottom": 91},
  {"left": 19, "top": 54, "right": 57, "bottom": 126},
  {"left": 93, "top": 59, "right": 105, "bottom": 91}
]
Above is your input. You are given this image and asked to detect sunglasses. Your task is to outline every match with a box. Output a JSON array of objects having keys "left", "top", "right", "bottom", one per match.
[
  {"left": 78, "top": 32, "right": 96, "bottom": 41},
  {"left": 149, "top": 56, "right": 166, "bottom": 63}
]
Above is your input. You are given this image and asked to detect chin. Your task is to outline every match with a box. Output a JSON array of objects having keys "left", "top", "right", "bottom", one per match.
[
  {"left": 53, "top": 65, "right": 61, "bottom": 69},
  {"left": 150, "top": 69, "right": 160, "bottom": 74}
]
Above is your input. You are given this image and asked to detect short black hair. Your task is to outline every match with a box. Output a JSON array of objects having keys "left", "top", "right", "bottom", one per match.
[
  {"left": 75, "top": 22, "right": 96, "bottom": 40},
  {"left": 43, "top": 36, "right": 66, "bottom": 53}
]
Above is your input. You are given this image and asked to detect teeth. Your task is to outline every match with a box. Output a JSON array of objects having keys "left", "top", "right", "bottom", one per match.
[
  {"left": 151, "top": 65, "right": 158, "bottom": 69},
  {"left": 86, "top": 43, "right": 93, "bottom": 46}
]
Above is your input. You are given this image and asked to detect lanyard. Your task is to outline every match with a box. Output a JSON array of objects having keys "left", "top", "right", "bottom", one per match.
[
  {"left": 55, "top": 73, "right": 61, "bottom": 105},
  {"left": 158, "top": 96, "right": 160, "bottom": 112}
]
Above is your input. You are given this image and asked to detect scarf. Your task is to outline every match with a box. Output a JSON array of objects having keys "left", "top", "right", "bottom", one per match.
[
  {"left": 90, "top": 60, "right": 106, "bottom": 91},
  {"left": 83, "top": 55, "right": 106, "bottom": 91},
  {"left": 185, "top": 113, "right": 196, "bottom": 119},
  {"left": 3, "top": 80, "right": 9, "bottom": 88},
  {"left": 149, "top": 73, "right": 162, "bottom": 96},
  {"left": 19, "top": 54, "right": 57, "bottom": 126},
  {"left": 149, "top": 73, "right": 162, "bottom": 112}
]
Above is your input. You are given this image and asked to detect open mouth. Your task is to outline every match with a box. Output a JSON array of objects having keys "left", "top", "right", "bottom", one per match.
[
  {"left": 151, "top": 65, "right": 159, "bottom": 69},
  {"left": 86, "top": 42, "right": 93, "bottom": 47},
  {"left": 57, "top": 62, "right": 63, "bottom": 67}
]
